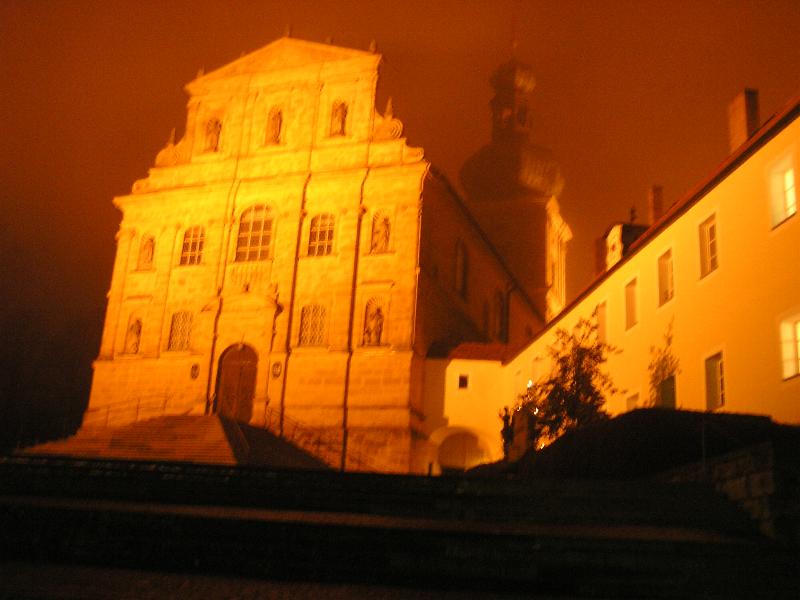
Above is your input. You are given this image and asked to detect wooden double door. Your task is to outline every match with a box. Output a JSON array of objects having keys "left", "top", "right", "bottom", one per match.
[{"left": 215, "top": 344, "right": 257, "bottom": 423}]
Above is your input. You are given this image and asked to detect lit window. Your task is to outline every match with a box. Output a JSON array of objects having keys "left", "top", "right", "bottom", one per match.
[
  {"left": 308, "top": 214, "right": 335, "bottom": 256},
  {"left": 705, "top": 352, "right": 725, "bottom": 410},
  {"left": 180, "top": 227, "right": 204, "bottom": 265},
  {"left": 265, "top": 107, "right": 283, "bottom": 145},
  {"left": 455, "top": 241, "right": 468, "bottom": 300},
  {"left": 299, "top": 305, "right": 326, "bottom": 346},
  {"left": 595, "top": 302, "right": 607, "bottom": 343},
  {"left": 625, "top": 278, "right": 637, "bottom": 330},
  {"left": 658, "top": 249, "right": 674, "bottom": 305},
  {"left": 236, "top": 205, "right": 272, "bottom": 262},
  {"left": 699, "top": 214, "right": 718, "bottom": 277},
  {"left": 780, "top": 316, "right": 800, "bottom": 379},
  {"left": 458, "top": 374, "right": 469, "bottom": 389},
  {"left": 771, "top": 163, "right": 797, "bottom": 226},
  {"left": 167, "top": 311, "right": 192, "bottom": 351},
  {"left": 784, "top": 169, "right": 797, "bottom": 217},
  {"left": 330, "top": 101, "right": 347, "bottom": 136}
]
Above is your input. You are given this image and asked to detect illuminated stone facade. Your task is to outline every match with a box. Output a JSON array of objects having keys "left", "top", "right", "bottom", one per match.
[{"left": 88, "top": 38, "right": 560, "bottom": 473}]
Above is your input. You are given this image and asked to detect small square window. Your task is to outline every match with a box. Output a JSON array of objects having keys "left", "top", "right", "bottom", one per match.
[{"left": 458, "top": 374, "right": 469, "bottom": 389}]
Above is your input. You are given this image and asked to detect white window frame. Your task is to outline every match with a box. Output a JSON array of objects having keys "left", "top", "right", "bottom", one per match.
[
  {"left": 704, "top": 351, "right": 725, "bottom": 410},
  {"left": 780, "top": 315, "right": 800, "bottom": 380},
  {"left": 624, "top": 278, "right": 638, "bottom": 330},
  {"left": 657, "top": 249, "right": 674, "bottom": 306},
  {"left": 769, "top": 154, "right": 797, "bottom": 227},
  {"left": 699, "top": 214, "right": 718, "bottom": 278}
]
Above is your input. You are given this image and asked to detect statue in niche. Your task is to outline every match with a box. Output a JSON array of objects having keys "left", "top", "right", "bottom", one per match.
[
  {"left": 138, "top": 236, "right": 154, "bottom": 270},
  {"left": 205, "top": 118, "right": 222, "bottom": 152},
  {"left": 266, "top": 108, "right": 282, "bottom": 145},
  {"left": 370, "top": 214, "right": 390, "bottom": 253},
  {"left": 124, "top": 318, "right": 142, "bottom": 354},
  {"left": 330, "top": 101, "right": 347, "bottom": 136},
  {"left": 363, "top": 303, "right": 384, "bottom": 346}
]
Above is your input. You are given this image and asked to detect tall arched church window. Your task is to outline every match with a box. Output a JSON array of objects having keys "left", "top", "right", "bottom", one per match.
[
  {"left": 308, "top": 214, "right": 335, "bottom": 256},
  {"left": 205, "top": 118, "right": 222, "bottom": 152},
  {"left": 299, "top": 305, "right": 326, "bottom": 346},
  {"left": 362, "top": 298, "right": 385, "bottom": 346},
  {"left": 329, "top": 101, "right": 348, "bottom": 136},
  {"left": 236, "top": 205, "right": 272, "bottom": 262},
  {"left": 265, "top": 108, "right": 283, "bottom": 145},
  {"left": 493, "top": 290, "right": 508, "bottom": 342},
  {"left": 167, "top": 311, "right": 192, "bottom": 351},
  {"left": 370, "top": 212, "right": 390, "bottom": 253},
  {"left": 123, "top": 316, "right": 142, "bottom": 354},
  {"left": 180, "top": 226, "right": 205, "bottom": 265},
  {"left": 137, "top": 235, "right": 155, "bottom": 270},
  {"left": 455, "top": 240, "right": 468, "bottom": 300}
]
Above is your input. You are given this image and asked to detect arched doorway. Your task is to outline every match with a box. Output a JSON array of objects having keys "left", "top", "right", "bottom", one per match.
[
  {"left": 215, "top": 344, "right": 257, "bottom": 423},
  {"left": 437, "top": 430, "right": 488, "bottom": 474}
]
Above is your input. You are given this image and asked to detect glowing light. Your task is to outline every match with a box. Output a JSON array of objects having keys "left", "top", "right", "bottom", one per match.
[{"left": 527, "top": 379, "right": 533, "bottom": 389}]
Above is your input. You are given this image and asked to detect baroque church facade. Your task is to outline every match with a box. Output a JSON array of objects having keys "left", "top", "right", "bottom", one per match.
[{"left": 87, "top": 38, "right": 570, "bottom": 473}]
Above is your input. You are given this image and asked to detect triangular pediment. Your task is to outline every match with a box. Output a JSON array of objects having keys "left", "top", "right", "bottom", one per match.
[{"left": 193, "top": 37, "right": 376, "bottom": 85}]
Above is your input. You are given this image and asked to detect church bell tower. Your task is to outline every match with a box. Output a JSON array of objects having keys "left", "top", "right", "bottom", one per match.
[{"left": 461, "top": 58, "right": 571, "bottom": 321}]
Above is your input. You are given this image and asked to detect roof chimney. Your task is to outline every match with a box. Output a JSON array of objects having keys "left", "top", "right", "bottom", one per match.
[
  {"left": 727, "top": 89, "right": 759, "bottom": 152},
  {"left": 648, "top": 185, "right": 664, "bottom": 224}
]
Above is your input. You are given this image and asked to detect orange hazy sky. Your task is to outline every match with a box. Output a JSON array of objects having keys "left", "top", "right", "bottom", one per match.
[{"left": 2, "top": 0, "right": 800, "bottom": 344}]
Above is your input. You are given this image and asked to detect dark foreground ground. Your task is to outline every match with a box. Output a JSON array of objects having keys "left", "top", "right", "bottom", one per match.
[{"left": 1, "top": 455, "right": 799, "bottom": 599}]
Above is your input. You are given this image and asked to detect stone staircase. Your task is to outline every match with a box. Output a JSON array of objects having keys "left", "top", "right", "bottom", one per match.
[{"left": 22, "top": 415, "right": 327, "bottom": 469}]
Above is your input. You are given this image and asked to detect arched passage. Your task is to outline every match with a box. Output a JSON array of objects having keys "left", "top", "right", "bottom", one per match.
[
  {"left": 215, "top": 344, "right": 257, "bottom": 423},
  {"left": 434, "top": 427, "right": 491, "bottom": 474}
]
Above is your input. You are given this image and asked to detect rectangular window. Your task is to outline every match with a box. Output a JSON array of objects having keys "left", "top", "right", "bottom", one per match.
[
  {"left": 783, "top": 168, "right": 797, "bottom": 218},
  {"left": 625, "top": 279, "right": 637, "bottom": 330},
  {"left": 167, "top": 311, "right": 192, "bottom": 351},
  {"left": 458, "top": 374, "right": 469, "bottom": 389},
  {"left": 657, "top": 249, "right": 674, "bottom": 305},
  {"left": 658, "top": 375, "right": 676, "bottom": 409},
  {"left": 299, "top": 305, "right": 326, "bottom": 346},
  {"left": 699, "top": 215, "right": 718, "bottom": 277},
  {"left": 308, "top": 214, "right": 335, "bottom": 256},
  {"left": 705, "top": 352, "right": 725, "bottom": 410},
  {"left": 596, "top": 302, "right": 607, "bottom": 343},
  {"left": 180, "top": 227, "right": 204, "bottom": 265},
  {"left": 772, "top": 164, "right": 798, "bottom": 226},
  {"left": 780, "top": 317, "right": 800, "bottom": 379}
]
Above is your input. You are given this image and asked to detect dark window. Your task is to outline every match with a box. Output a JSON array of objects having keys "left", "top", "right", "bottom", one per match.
[
  {"left": 308, "top": 214, "right": 335, "bottom": 256},
  {"left": 458, "top": 374, "right": 469, "bottom": 389},
  {"left": 180, "top": 227, "right": 204, "bottom": 265}
]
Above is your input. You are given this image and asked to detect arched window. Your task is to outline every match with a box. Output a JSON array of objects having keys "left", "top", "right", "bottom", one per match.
[
  {"left": 493, "top": 290, "right": 508, "bottom": 342},
  {"left": 370, "top": 212, "right": 390, "bottom": 253},
  {"left": 236, "top": 205, "right": 272, "bottom": 262},
  {"left": 308, "top": 214, "right": 335, "bottom": 256},
  {"left": 330, "top": 101, "right": 348, "bottom": 136},
  {"left": 167, "top": 311, "right": 192, "bottom": 351},
  {"left": 123, "top": 315, "right": 142, "bottom": 354},
  {"left": 205, "top": 118, "right": 222, "bottom": 152},
  {"left": 179, "top": 226, "right": 204, "bottom": 265},
  {"left": 299, "top": 305, "right": 326, "bottom": 346},
  {"left": 265, "top": 107, "right": 283, "bottom": 145},
  {"left": 455, "top": 240, "right": 468, "bottom": 300},
  {"left": 137, "top": 235, "right": 155, "bottom": 270},
  {"left": 362, "top": 298, "right": 385, "bottom": 346}
]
